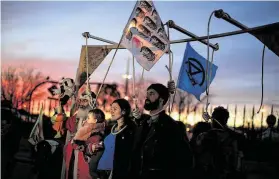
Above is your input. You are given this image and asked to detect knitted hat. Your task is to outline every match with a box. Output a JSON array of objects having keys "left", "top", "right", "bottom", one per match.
[{"left": 147, "top": 83, "right": 169, "bottom": 104}]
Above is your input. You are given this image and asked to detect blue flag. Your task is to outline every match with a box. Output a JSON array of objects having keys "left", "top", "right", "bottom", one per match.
[{"left": 177, "top": 43, "right": 218, "bottom": 100}]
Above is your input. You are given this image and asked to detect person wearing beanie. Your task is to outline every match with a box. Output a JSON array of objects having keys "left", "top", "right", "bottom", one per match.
[{"left": 130, "top": 83, "right": 193, "bottom": 179}]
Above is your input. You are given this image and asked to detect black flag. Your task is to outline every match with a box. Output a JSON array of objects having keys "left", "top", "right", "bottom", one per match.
[{"left": 250, "top": 22, "right": 279, "bottom": 57}]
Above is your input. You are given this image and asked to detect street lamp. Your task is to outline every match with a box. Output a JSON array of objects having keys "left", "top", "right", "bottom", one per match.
[
  {"left": 122, "top": 74, "right": 132, "bottom": 79},
  {"left": 124, "top": 96, "right": 129, "bottom": 101},
  {"left": 123, "top": 58, "right": 132, "bottom": 97},
  {"left": 260, "top": 108, "right": 266, "bottom": 113}
]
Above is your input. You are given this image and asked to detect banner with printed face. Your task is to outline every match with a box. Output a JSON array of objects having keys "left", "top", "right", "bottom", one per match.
[{"left": 121, "top": 0, "right": 170, "bottom": 71}]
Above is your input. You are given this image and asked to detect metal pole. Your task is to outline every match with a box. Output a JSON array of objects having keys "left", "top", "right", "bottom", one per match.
[
  {"left": 84, "top": 23, "right": 276, "bottom": 48},
  {"left": 214, "top": 9, "right": 279, "bottom": 57},
  {"left": 124, "top": 58, "right": 130, "bottom": 97},
  {"left": 88, "top": 34, "right": 119, "bottom": 45},
  {"left": 234, "top": 104, "right": 237, "bottom": 130},
  {"left": 214, "top": 9, "right": 248, "bottom": 30},
  {"left": 193, "top": 106, "right": 197, "bottom": 124},
  {"left": 251, "top": 105, "right": 255, "bottom": 130},
  {"left": 167, "top": 20, "right": 219, "bottom": 50},
  {"left": 242, "top": 105, "right": 246, "bottom": 133},
  {"left": 260, "top": 111, "right": 264, "bottom": 139},
  {"left": 82, "top": 44, "right": 125, "bottom": 49}
]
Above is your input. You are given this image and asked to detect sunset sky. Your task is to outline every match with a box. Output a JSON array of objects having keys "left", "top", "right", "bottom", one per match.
[{"left": 2, "top": 0, "right": 279, "bottom": 109}]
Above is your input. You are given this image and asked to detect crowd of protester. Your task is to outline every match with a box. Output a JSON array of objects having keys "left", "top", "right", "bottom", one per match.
[{"left": 1, "top": 83, "right": 279, "bottom": 179}]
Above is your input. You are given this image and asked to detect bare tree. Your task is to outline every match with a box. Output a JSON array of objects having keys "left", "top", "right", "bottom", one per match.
[
  {"left": 1, "top": 65, "right": 47, "bottom": 109},
  {"left": 18, "top": 66, "right": 46, "bottom": 108},
  {"left": 1, "top": 66, "right": 19, "bottom": 107}
]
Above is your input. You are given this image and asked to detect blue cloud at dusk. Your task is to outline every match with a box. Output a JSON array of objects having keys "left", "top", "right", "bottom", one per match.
[{"left": 2, "top": 1, "right": 279, "bottom": 106}]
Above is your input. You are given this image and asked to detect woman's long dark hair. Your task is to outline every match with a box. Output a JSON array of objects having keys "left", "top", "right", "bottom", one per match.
[{"left": 112, "top": 99, "right": 133, "bottom": 126}]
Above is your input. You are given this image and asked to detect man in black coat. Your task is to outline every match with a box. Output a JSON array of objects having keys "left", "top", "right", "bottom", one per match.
[{"left": 130, "top": 83, "right": 193, "bottom": 179}]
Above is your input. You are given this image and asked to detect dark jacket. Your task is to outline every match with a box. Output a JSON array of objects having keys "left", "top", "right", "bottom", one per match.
[
  {"left": 193, "top": 128, "right": 241, "bottom": 179},
  {"left": 112, "top": 121, "right": 137, "bottom": 179},
  {"left": 131, "top": 111, "right": 193, "bottom": 179}
]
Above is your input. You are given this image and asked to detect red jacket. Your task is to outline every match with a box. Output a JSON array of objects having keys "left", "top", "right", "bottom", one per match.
[{"left": 64, "top": 114, "right": 104, "bottom": 179}]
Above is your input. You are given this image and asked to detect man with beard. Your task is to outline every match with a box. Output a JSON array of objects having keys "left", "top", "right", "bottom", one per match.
[
  {"left": 61, "top": 90, "right": 104, "bottom": 179},
  {"left": 131, "top": 83, "right": 193, "bottom": 179},
  {"left": 65, "top": 90, "right": 96, "bottom": 138}
]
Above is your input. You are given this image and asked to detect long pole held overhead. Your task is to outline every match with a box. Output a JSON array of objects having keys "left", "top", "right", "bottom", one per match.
[
  {"left": 84, "top": 22, "right": 275, "bottom": 49},
  {"left": 87, "top": 33, "right": 120, "bottom": 46},
  {"left": 214, "top": 9, "right": 248, "bottom": 30},
  {"left": 167, "top": 20, "right": 219, "bottom": 51},
  {"left": 85, "top": 22, "right": 219, "bottom": 50},
  {"left": 214, "top": 9, "right": 279, "bottom": 58}
]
